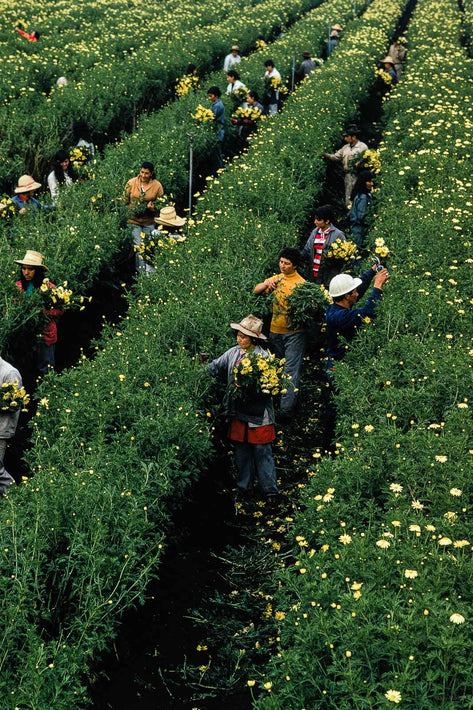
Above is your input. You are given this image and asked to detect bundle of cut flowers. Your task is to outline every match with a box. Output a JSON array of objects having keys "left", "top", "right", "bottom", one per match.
[
  {"left": 230, "top": 351, "right": 290, "bottom": 400},
  {"left": 231, "top": 106, "right": 263, "bottom": 124},
  {"left": 191, "top": 104, "right": 216, "bottom": 123},
  {"left": 1, "top": 381, "right": 30, "bottom": 413},
  {"left": 39, "top": 279, "right": 90, "bottom": 311},
  {"left": 320, "top": 239, "right": 359, "bottom": 273},
  {"left": 0, "top": 196, "right": 16, "bottom": 219},
  {"left": 69, "top": 146, "right": 92, "bottom": 168},
  {"left": 376, "top": 67, "right": 393, "bottom": 85},
  {"left": 175, "top": 73, "right": 199, "bottom": 98},
  {"left": 348, "top": 149, "right": 381, "bottom": 175}
]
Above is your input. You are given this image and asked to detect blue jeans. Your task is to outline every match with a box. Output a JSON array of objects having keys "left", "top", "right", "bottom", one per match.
[
  {"left": 130, "top": 225, "right": 156, "bottom": 274},
  {"left": 37, "top": 343, "right": 55, "bottom": 375},
  {"left": 234, "top": 442, "right": 279, "bottom": 496},
  {"left": 269, "top": 331, "right": 307, "bottom": 413}
]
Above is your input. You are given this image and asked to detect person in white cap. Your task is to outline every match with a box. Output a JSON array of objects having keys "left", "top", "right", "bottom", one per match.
[
  {"left": 11, "top": 175, "right": 55, "bottom": 214},
  {"left": 0, "top": 355, "right": 24, "bottom": 495},
  {"left": 325, "top": 265, "right": 389, "bottom": 365},
  {"left": 207, "top": 315, "right": 280, "bottom": 502},
  {"left": 223, "top": 45, "right": 241, "bottom": 73}
]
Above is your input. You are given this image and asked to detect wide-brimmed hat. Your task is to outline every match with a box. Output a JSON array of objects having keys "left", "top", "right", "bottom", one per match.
[
  {"left": 231, "top": 45, "right": 240, "bottom": 51},
  {"left": 329, "top": 274, "right": 362, "bottom": 298},
  {"left": 14, "top": 250, "right": 48, "bottom": 271},
  {"left": 332, "top": 23, "right": 343, "bottom": 31},
  {"left": 230, "top": 315, "right": 266, "bottom": 340},
  {"left": 302, "top": 50, "right": 312, "bottom": 58},
  {"left": 343, "top": 124, "right": 361, "bottom": 137},
  {"left": 154, "top": 205, "right": 186, "bottom": 227},
  {"left": 14, "top": 175, "right": 42, "bottom": 193},
  {"left": 381, "top": 56, "right": 395, "bottom": 65},
  {"left": 330, "top": 30, "right": 339, "bottom": 38}
]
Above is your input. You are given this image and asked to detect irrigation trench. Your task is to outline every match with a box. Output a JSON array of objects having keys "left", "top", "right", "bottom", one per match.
[{"left": 74, "top": 1, "right": 418, "bottom": 707}]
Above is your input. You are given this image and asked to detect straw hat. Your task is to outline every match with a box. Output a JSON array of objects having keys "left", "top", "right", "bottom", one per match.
[
  {"left": 14, "top": 175, "right": 42, "bottom": 193},
  {"left": 230, "top": 315, "right": 266, "bottom": 340},
  {"left": 231, "top": 45, "right": 240, "bottom": 52},
  {"left": 381, "top": 56, "right": 395, "bottom": 65},
  {"left": 14, "top": 250, "right": 48, "bottom": 271},
  {"left": 56, "top": 76, "right": 68, "bottom": 87},
  {"left": 330, "top": 30, "right": 339, "bottom": 38},
  {"left": 154, "top": 205, "right": 186, "bottom": 227},
  {"left": 332, "top": 24, "right": 343, "bottom": 31}
]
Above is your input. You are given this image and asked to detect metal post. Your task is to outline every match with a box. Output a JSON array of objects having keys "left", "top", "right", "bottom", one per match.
[
  {"left": 327, "top": 23, "right": 331, "bottom": 57},
  {"left": 187, "top": 132, "right": 196, "bottom": 216},
  {"left": 353, "top": 0, "right": 357, "bottom": 19},
  {"left": 291, "top": 47, "right": 296, "bottom": 92}
]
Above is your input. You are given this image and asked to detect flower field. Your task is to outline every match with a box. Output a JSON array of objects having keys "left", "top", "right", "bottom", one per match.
[
  {"left": 1, "top": 0, "right": 471, "bottom": 706},
  {"left": 0, "top": 0, "right": 321, "bottom": 188},
  {"left": 247, "top": 0, "right": 473, "bottom": 707}
]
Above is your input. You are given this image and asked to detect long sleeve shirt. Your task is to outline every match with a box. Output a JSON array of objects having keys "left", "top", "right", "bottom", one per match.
[
  {"left": 0, "top": 358, "right": 22, "bottom": 439},
  {"left": 325, "top": 140, "right": 368, "bottom": 171},
  {"left": 210, "top": 99, "right": 225, "bottom": 141},
  {"left": 325, "top": 268, "right": 382, "bottom": 360},
  {"left": 12, "top": 194, "right": 55, "bottom": 213},
  {"left": 223, "top": 53, "right": 241, "bottom": 72}
]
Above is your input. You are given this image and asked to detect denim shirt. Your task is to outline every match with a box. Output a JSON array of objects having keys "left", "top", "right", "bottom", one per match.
[
  {"left": 210, "top": 100, "right": 225, "bottom": 142},
  {"left": 12, "top": 194, "right": 55, "bottom": 212},
  {"left": 325, "top": 269, "right": 382, "bottom": 360}
]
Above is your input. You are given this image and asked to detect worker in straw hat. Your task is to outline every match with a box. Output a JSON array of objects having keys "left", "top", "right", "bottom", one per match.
[
  {"left": 380, "top": 55, "right": 398, "bottom": 84},
  {"left": 11, "top": 175, "right": 55, "bottom": 214},
  {"left": 223, "top": 44, "right": 241, "bottom": 73},
  {"left": 206, "top": 315, "right": 281, "bottom": 503},
  {"left": 154, "top": 205, "right": 187, "bottom": 241},
  {"left": 14, "top": 251, "right": 63, "bottom": 375}
]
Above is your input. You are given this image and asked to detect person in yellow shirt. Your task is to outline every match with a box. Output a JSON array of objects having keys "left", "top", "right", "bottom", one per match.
[{"left": 254, "top": 247, "right": 306, "bottom": 420}]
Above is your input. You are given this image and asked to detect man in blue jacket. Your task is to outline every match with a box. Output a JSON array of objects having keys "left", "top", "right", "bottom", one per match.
[{"left": 326, "top": 265, "right": 389, "bottom": 365}]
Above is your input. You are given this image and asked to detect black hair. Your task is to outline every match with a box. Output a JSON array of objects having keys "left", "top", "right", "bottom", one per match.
[
  {"left": 19, "top": 266, "right": 46, "bottom": 290},
  {"left": 279, "top": 246, "right": 302, "bottom": 267},
  {"left": 247, "top": 90, "right": 260, "bottom": 101},
  {"left": 264, "top": 59, "right": 275, "bottom": 68},
  {"left": 350, "top": 170, "right": 374, "bottom": 200},
  {"left": 32, "top": 31, "right": 40, "bottom": 39},
  {"left": 52, "top": 149, "right": 77, "bottom": 185},
  {"left": 226, "top": 70, "right": 240, "bottom": 80},
  {"left": 313, "top": 204, "right": 333, "bottom": 222},
  {"left": 186, "top": 63, "right": 197, "bottom": 74},
  {"left": 208, "top": 86, "right": 221, "bottom": 97},
  {"left": 72, "top": 120, "right": 92, "bottom": 143},
  {"left": 140, "top": 161, "right": 155, "bottom": 179}
]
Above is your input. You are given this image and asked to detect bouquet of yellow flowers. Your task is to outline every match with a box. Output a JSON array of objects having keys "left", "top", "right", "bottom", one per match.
[
  {"left": 192, "top": 104, "right": 216, "bottom": 123},
  {"left": 348, "top": 149, "right": 381, "bottom": 175},
  {"left": 320, "top": 239, "right": 359, "bottom": 271},
  {"left": 69, "top": 146, "right": 92, "bottom": 168},
  {"left": 376, "top": 68, "right": 393, "bottom": 86},
  {"left": 230, "top": 351, "right": 290, "bottom": 401},
  {"left": 38, "top": 278, "right": 90, "bottom": 311},
  {"left": 0, "top": 196, "right": 16, "bottom": 220},
  {"left": 232, "top": 85, "right": 249, "bottom": 104},
  {"left": 231, "top": 105, "right": 263, "bottom": 125},
  {"left": 0, "top": 381, "right": 30, "bottom": 413},
  {"left": 175, "top": 74, "right": 200, "bottom": 98}
]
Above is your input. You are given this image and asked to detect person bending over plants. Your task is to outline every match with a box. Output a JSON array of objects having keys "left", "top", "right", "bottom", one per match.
[
  {"left": 15, "top": 251, "right": 64, "bottom": 376},
  {"left": 325, "top": 264, "right": 389, "bottom": 369},
  {"left": 254, "top": 246, "right": 306, "bottom": 420},
  {"left": 11, "top": 175, "right": 55, "bottom": 214},
  {"left": 124, "top": 161, "right": 164, "bottom": 275},
  {"left": 207, "top": 315, "right": 283, "bottom": 503}
]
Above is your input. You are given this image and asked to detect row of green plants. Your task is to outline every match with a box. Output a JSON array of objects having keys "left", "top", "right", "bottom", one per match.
[
  {"left": 0, "top": 0, "right": 407, "bottom": 705},
  {"left": 0, "top": 0, "right": 367, "bottom": 356},
  {"left": 245, "top": 0, "right": 473, "bottom": 707},
  {"left": 0, "top": 0, "right": 323, "bottom": 189}
]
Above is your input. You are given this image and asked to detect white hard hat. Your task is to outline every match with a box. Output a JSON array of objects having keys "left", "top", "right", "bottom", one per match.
[{"left": 328, "top": 273, "right": 362, "bottom": 298}]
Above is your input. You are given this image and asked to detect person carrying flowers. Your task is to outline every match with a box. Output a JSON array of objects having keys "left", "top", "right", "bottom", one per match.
[
  {"left": 11, "top": 175, "right": 55, "bottom": 214},
  {"left": 0, "top": 355, "right": 26, "bottom": 495},
  {"left": 15, "top": 251, "right": 63, "bottom": 375},
  {"left": 349, "top": 171, "right": 374, "bottom": 248},
  {"left": 124, "top": 161, "right": 164, "bottom": 274},
  {"left": 301, "top": 204, "right": 346, "bottom": 285},
  {"left": 254, "top": 247, "right": 306, "bottom": 420},
  {"left": 323, "top": 125, "right": 368, "bottom": 207},
  {"left": 207, "top": 315, "right": 281, "bottom": 502},
  {"left": 47, "top": 149, "right": 77, "bottom": 203}
]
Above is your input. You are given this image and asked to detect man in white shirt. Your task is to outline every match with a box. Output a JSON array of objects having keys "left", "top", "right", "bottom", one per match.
[
  {"left": 223, "top": 45, "right": 241, "bottom": 73},
  {"left": 323, "top": 125, "right": 368, "bottom": 206},
  {"left": 263, "top": 59, "right": 281, "bottom": 115}
]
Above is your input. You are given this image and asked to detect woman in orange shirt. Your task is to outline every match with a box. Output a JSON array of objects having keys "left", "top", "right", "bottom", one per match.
[{"left": 124, "top": 162, "right": 163, "bottom": 274}]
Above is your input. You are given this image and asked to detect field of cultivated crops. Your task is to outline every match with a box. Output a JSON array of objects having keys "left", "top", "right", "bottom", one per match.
[{"left": 0, "top": 0, "right": 472, "bottom": 706}]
